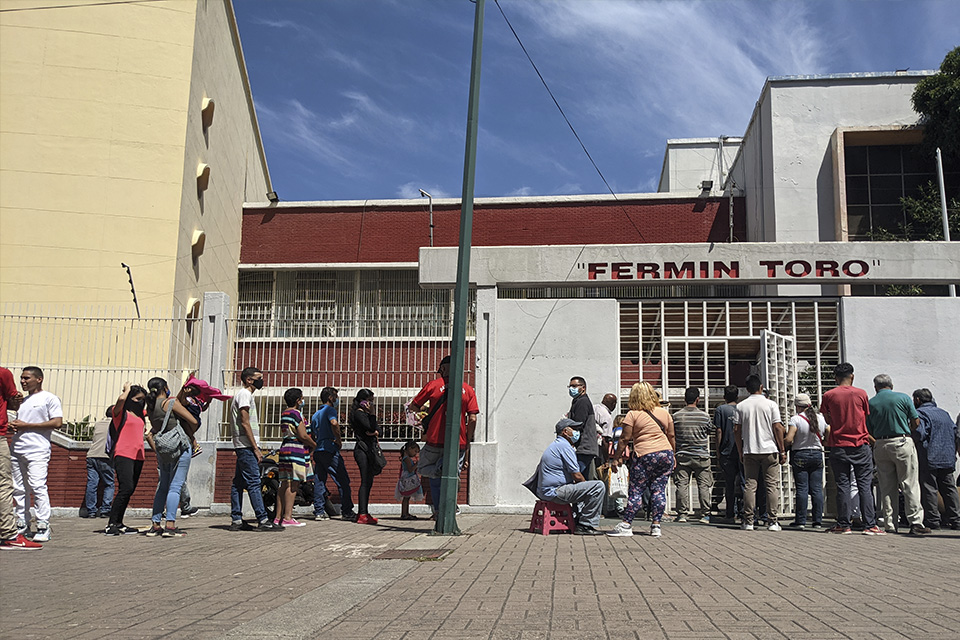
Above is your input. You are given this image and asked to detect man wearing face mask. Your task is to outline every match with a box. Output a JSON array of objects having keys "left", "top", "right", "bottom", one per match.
[
  {"left": 229, "top": 367, "right": 281, "bottom": 532},
  {"left": 537, "top": 418, "right": 606, "bottom": 535},
  {"left": 567, "top": 377, "right": 600, "bottom": 480},
  {"left": 310, "top": 386, "right": 355, "bottom": 522}
]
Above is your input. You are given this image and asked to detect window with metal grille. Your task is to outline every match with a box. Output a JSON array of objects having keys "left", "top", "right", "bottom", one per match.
[{"left": 237, "top": 269, "right": 474, "bottom": 338}]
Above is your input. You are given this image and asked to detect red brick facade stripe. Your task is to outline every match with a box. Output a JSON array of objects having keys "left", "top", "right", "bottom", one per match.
[{"left": 241, "top": 198, "right": 746, "bottom": 265}]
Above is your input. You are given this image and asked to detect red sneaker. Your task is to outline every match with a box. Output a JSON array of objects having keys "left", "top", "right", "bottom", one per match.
[
  {"left": 1, "top": 534, "right": 42, "bottom": 550},
  {"left": 356, "top": 514, "right": 377, "bottom": 525}
]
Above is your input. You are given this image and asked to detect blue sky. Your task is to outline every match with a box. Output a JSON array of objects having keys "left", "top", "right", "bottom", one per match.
[{"left": 233, "top": 0, "right": 958, "bottom": 202}]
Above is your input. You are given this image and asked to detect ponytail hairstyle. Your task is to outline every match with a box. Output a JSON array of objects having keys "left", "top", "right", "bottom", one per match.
[
  {"left": 145, "top": 377, "right": 169, "bottom": 413},
  {"left": 804, "top": 404, "right": 820, "bottom": 436},
  {"left": 400, "top": 439, "right": 419, "bottom": 461}
]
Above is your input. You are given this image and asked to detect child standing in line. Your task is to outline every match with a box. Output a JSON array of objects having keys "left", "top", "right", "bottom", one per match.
[{"left": 396, "top": 440, "right": 423, "bottom": 520}]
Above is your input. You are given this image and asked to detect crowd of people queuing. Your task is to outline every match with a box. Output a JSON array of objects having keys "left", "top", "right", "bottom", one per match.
[
  {"left": 0, "top": 354, "right": 475, "bottom": 546},
  {"left": 534, "top": 363, "right": 960, "bottom": 538},
  {"left": 3, "top": 357, "right": 958, "bottom": 548}
]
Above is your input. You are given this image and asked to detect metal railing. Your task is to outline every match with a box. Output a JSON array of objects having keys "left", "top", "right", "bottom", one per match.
[
  {"left": 219, "top": 316, "right": 475, "bottom": 442},
  {"left": 1, "top": 304, "right": 201, "bottom": 439}
]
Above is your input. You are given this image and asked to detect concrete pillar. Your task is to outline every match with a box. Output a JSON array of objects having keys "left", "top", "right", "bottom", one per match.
[
  {"left": 469, "top": 286, "right": 497, "bottom": 506},
  {"left": 187, "top": 291, "right": 231, "bottom": 508}
]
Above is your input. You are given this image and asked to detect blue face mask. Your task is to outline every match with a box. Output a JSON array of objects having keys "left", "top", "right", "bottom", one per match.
[
  {"left": 568, "top": 429, "right": 581, "bottom": 444},
  {"left": 568, "top": 386, "right": 580, "bottom": 398}
]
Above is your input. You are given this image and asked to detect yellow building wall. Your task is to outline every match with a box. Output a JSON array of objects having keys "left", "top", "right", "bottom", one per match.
[
  {"left": 172, "top": 0, "right": 270, "bottom": 313},
  {"left": 0, "top": 0, "right": 199, "bottom": 309}
]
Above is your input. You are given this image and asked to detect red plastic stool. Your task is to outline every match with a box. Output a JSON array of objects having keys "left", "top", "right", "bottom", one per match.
[{"left": 529, "top": 499, "right": 575, "bottom": 535}]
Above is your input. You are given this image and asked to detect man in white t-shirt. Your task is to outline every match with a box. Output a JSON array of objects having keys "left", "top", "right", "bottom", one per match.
[
  {"left": 734, "top": 374, "right": 785, "bottom": 532},
  {"left": 10, "top": 367, "right": 63, "bottom": 542},
  {"left": 228, "top": 366, "right": 281, "bottom": 532}
]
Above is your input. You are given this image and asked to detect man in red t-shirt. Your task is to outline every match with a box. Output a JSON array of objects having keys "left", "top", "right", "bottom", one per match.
[
  {"left": 820, "top": 362, "right": 880, "bottom": 535},
  {"left": 407, "top": 356, "right": 479, "bottom": 516},
  {"left": 1, "top": 366, "right": 41, "bottom": 549}
]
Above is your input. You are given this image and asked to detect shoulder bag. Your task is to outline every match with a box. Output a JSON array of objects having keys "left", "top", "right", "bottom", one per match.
[{"left": 153, "top": 400, "right": 187, "bottom": 461}]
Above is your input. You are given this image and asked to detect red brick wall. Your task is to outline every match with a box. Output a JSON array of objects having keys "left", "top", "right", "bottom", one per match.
[
  {"left": 241, "top": 198, "right": 746, "bottom": 264},
  {"left": 44, "top": 444, "right": 160, "bottom": 510}
]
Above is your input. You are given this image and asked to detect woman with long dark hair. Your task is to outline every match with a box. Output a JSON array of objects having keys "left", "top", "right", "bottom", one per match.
[
  {"left": 106, "top": 382, "right": 148, "bottom": 536},
  {"left": 350, "top": 389, "right": 379, "bottom": 525},
  {"left": 785, "top": 393, "right": 829, "bottom": 529},
  {"left": 143, "top": 377, "right": 198, "bottom": 538}
]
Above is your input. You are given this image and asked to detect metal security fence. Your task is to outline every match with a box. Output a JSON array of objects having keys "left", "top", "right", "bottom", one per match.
[
  {"left": 219, "top": 315, "right": 475, "bottom": 443},
  {"left": 0, "top": 304, "right": 201, "bottom": 440}
]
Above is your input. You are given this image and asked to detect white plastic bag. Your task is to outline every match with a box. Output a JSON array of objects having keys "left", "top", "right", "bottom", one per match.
[{"left": 608, "top": 465, "right": 629, "bottom": 499}]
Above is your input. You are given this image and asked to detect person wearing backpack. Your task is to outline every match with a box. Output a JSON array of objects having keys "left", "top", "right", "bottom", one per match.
[
  {"left": 784, "top": 393, "right": 829, "bottom": 529},
  {"left": 142, "top": 377, "right": 198, "bottom": 538}
]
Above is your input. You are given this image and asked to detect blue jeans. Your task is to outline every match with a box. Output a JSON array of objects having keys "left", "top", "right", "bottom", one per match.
[
  {"left": 791, "top": 449, "right": 824, "bottom": 525},
  {"left": 829, "top": 444, "right": 876, "bottom": 528},
  {"left": 231, "top": 448, "right": 267, "bottom": 523},
  {"left": 152, "top": 453, "right": 191, "bottom": 524},
  {"left": 85, "top": 457, "right": 115, "bottom": 516},
  {"left": 312, "top": 450, "right": 353, "bottom": 516}
]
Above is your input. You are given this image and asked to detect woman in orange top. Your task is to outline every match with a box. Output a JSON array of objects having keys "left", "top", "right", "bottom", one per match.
[{"left": 607, "top": 382, "right": 676, "bottom": 538}]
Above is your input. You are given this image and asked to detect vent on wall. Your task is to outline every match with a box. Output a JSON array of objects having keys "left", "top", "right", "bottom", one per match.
[
  {"left": 197, "top": 163, "right": 210, "bottom": 192},
  {"left": 201, "top": 97, "right": 215, "bottom": 129}
]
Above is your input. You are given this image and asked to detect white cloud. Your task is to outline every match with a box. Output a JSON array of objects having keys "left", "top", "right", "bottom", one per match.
[
  {"left": 506, "top": 1, "right": 828, "bottom": 140},
  {"left": 508, "top": 186, "right": 534, "bottom": 196},
  {"left": 397, "top": 182, "right": 451, "bottom": 199}
]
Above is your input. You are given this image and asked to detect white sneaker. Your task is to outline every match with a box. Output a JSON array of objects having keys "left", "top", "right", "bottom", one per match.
[
  {"left": 741, "top": 522, "right": 754, "bottom": 531},
  {"left": 607, "top": 521, "right": 634, "bottom": 537},
  {"left": 768, "top": 522, "right": 782, "bottom": 532},
  {"left": 33, "top": 523, "right": 50, "bottom": 542},
  {"left": 16, "top": 519, "right": 28, "bottom": 536},
  {"left": 649, "top": 524, "right": 662, "bottom": 538}
]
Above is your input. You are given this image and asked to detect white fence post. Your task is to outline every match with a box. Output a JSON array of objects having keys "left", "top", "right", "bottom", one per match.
[{"left": 188, "top": 292, "right": 231, "bottom": 508}]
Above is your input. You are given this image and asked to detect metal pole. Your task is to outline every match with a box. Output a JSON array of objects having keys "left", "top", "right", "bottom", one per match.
[
  {"left": 935, "top": 148, "right": 956, "bottom": 297},
  {"left": 420, "top": 189, "right": 434, "bottom": 247},
  {"left": 434, "top": 0, "right": 484, "bottom": 536}
]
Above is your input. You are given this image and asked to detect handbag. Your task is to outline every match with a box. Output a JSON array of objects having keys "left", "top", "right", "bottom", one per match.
[
  {"left": 153, "top": 400, "right": 187, "bottom": 461},
  {"left": 397, "top": 463, "right": 421, "bottom": 496},
  {"left": 370, "top": 439, "right": 388, "bottom": 476},
  {"left": 607, "top": 465, "right": 629, "bottom": 499}
]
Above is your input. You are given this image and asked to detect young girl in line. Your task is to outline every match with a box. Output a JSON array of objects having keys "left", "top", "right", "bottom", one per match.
[{"left": 396, "top": 440, "right": 423, "bottom": 520}]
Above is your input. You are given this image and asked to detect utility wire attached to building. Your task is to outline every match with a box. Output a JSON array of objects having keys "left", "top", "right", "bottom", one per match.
[
  {"left": 120, "top": 262, "right": 141, "bottom": 319},
  {"left": 494, "top": 0, "right": 646, "bottom": 242}
]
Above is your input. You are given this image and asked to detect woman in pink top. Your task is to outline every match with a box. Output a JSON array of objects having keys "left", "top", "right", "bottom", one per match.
[
  {"left": 106, "top": 382, "right": 147, "bottom": 536},
  {"left": 608, "top": 382, "right": 676, "bottom": 538}
]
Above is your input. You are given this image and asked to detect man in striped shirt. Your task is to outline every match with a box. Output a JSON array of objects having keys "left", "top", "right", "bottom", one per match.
[{"left": 672, "top": 387, "right": 715, "bottom": 523}]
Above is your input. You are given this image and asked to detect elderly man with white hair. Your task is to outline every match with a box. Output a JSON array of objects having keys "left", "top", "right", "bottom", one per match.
[{"left": 867, "top": 373, "right": 929, "bottom": 536}]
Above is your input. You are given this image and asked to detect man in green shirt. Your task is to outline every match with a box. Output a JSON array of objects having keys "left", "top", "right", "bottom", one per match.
[{"left": 867, "top": 374, "right": 928, "bottom": 536}]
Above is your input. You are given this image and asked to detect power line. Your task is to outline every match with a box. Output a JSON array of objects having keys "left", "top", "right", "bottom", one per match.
[{"left": 493, "top": 0, "right": 646, "bottom": 242}]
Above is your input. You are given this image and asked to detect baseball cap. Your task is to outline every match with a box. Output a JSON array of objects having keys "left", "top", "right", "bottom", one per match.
[
  {"left": 794, "top": 393, "right": 812, "bottom": 407},
  {"left": 555, "top": 417, "right": 582, "bottom": 435}
]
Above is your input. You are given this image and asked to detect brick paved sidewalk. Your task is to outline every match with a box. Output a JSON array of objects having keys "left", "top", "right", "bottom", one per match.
[{"left": 2, "top": 515, "right": 959, "bottom": 639}]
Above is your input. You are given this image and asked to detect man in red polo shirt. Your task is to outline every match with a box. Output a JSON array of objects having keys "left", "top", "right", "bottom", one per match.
[
  {"left": 1, "top": 366, "right": 41, "bottom": 549},
  {"left": 820, "top": 362, "right": 881, "bottom": 535},
  {"left": 408, "top": 356, "right": 479, "bottom": 517}
]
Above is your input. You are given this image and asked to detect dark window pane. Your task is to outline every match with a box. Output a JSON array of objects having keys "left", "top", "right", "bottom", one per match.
[
  {"left": 870, "top": 174, "right": 903, "bottom": 205},
  {"left": 868, "top": 146, "right": 902, "bottom": 174},
  {"left": 903, "top": 174, "right": 934, "bottom": 196},
  {"left": 871, "top": 205, "right": 905, "bottom": 236},
  {"left": 902, "top": 145, "right": 930, "bottom": 174},
  {"left": 845, "top": 146, "right": 868, "bottom": 175},
  {"left": 845, "top": 175, "right": 870, "bottom": 205},
  {"left": 850, "top": 285, "right": 879, "bottom": 296},
  {"left": 847, "top": 205, "right": 871, "bottom": 239}
]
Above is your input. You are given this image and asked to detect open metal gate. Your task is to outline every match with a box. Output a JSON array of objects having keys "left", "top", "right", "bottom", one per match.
[{"left": 759, "top": 329, "right": 799, "bottom": 518}]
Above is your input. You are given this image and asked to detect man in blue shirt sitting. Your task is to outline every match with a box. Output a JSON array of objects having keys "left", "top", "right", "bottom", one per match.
[{"left": 538, "top": 418, "right": 606, "bottom": 535}]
